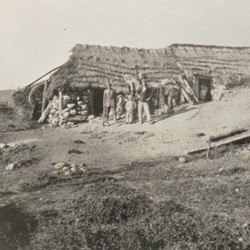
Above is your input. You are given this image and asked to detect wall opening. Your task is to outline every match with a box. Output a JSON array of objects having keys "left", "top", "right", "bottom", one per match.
[
  {"left": 193, "top": 77, "right": 212, "bottom": 102},
  {"left": 93, "top": 87, "right": 105, "bottom": 116}
]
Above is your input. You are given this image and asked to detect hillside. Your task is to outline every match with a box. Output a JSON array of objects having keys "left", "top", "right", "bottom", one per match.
[
  {"left": 0, "top": 86, "right": 250, "bottom": 249},
  {"left": 0, "top": 89, "right": 16, "bottom": 107},
  {"left": 0, "top": 90, "right": 36, "bottom": 133}
]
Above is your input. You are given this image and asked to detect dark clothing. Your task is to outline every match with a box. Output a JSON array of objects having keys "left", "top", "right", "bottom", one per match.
[
  {"left": 103, "top": 89, "right": 116, "bottom": 108},
  {"left": 137, "top": 87, "right": 152, "bottom": 102},
  {"left": 103, "top": 88, "right": 116, "bottom": 125}
]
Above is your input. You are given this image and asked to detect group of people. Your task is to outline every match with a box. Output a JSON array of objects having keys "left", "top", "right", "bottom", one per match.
[{"left": 102, "top": 78, "right": 154, "bottom": 126}]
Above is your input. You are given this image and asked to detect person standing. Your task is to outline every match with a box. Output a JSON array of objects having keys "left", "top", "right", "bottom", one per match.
[
  {"left": 103, "top": 82, "right": 116, "bottom": 126},
  {"left": 125, "top": 95, "right": 136, "bottom": 124},
  {"left": 137, "top": 79, "right": 153, "bottom": 124}
]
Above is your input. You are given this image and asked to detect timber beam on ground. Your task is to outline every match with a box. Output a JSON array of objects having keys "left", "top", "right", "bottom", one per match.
[{"left": 187, "top": 129, "right": 250, "bottom": 156}]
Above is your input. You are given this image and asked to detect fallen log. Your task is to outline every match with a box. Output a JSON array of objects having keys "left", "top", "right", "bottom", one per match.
[
  {"left": 208, "top": 128, "right": 247, "bottom": 142},
  {"left": 187, "top": 131, "right": 250, "bottom": 155}
]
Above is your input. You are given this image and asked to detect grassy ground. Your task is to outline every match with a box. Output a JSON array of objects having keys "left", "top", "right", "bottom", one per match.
[
  {"left": 1, "top": 142, "right": 248, "bottom": 250},
  {"left": 0, "top": 87, "right": 250, "bottom": 249}
]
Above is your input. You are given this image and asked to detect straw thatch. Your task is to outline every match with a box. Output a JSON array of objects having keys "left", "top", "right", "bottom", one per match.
[
  {"left": 170, "top": 44, "right": 250, "bottom": 86},
  {"left": 46, "top": 44, "right": 181, "bottom": 97},
  {"left": 20, "top": 43, "right": 250, "bottom": 101}
]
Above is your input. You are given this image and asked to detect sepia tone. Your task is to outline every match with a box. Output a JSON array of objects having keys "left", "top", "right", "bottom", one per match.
[{"left": 0, "top": 1, "right": 250, "bottom": 249}]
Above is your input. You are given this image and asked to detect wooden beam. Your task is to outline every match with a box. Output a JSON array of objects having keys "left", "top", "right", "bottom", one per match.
[
  {"left": 183, "top": 79, "right": 199, "bottom": 103},
  {"left": 209, "top": 128, "right": 247, "bottom": 142},
  {"left": 25, "top": 66, "right": 61, "bottom": 89},
  {"left": 187, "top": 131, "right": 250, "bottom": 155},
  {"left": 38, "top": 102, "right": 52, "bottom": 123},
  {"left": 89, "top": 89, "right": 94, "bottom": 115},
  {"left": 178, "top": 77, "right": 194, "bottom": 104},
  {"left": 176, "top": 61, "right": 199, "bottom": 103},
  {"left": 41, "top": 80, "right": 48, "bottom": 113},
  {"left": 28, "top": 81, "right": 45, "bottom": 105},
  {"left": 59, "top": 90, "right": 63, "bottom": 122}
]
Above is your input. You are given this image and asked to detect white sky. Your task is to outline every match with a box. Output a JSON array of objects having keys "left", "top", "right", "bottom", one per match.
[{"left": 0, "top": 0, "right": 250, "bottom": 90}]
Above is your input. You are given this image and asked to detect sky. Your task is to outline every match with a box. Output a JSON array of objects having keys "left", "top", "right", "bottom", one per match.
[{"left": 1, "top": 0, "right": 250, "bottom": 90}]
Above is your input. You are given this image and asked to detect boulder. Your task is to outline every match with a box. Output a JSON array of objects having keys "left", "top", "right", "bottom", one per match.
[
  {"left": 8, "top": 142, "right": 20, "bottom": 148},
  {"left": 0, "top": 143, "right": 6, "bottom": 149},
  {"left": 81, "top": 110, "right": 88, "bottom": 116},
  {"left": 63, "top": 166, "right": 69, "bottom": 171},
  {"left": 178, "top": 156, "right": 186, "bottom": 163},
  {"left": 64, "top": 170, "right": 71, "bottom": 176},
  {"left": 5, "top": 163, "right": 16, "bottom": 171},
  {"left": 67, "top": 103, "right": 76, "bottom": 109},
  {"left": 63, "top": 112, "right": 70, "bottom": 118},
  {"left": 69, "top": 109, "right": 77, "bottom": 115},
  {"left": 71, "top": 166, "right": 77, "bottom": 173},
  {"left": 50, "top": 109, "right": 57, "bottom": 115},
  {"left": 80, "top": 104, "right": 88, "bottom": 110},
  {"left": 62, "top": 108, "right": 69, "bottom": 114},
  {"left": 54, "top": 162, "right": 67, "bottom": 169}
]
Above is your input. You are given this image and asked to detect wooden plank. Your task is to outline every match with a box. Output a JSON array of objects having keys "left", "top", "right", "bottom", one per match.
[
  {"left": 176, "top": 61, "right": 199, "bottom": 103},
  {"left": 187, "top": 131, "right": 250, "bottom": 155},
  {"left": 183, "top": 79, "right": 199, "bottom": 103},
  {"left": 89, "top": 89, "right": 94, "bottom": 115},
  {"left": 209, "top": 128, "right": 247, "bottom": 142},
  {"left": 41, "top": 80, "right": 48, "bottom": 113},
  {"left": 178, "top": 77, "right": 194, "bottom": 104},
  {"left": 38, "top": 102, "right": 52, "bottom": 124},
  {"left": 25, "top": 66, "right": 60, "bottom": 89},
  {"left": 28, "top": 82, "right": 45, "bottom": 105},
  {"left": 59, "top": 90, "right": 63, "bottom": 120}
]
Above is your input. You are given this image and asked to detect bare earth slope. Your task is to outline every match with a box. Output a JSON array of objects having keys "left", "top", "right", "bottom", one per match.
[{"left": 0, "top": 87, "right": 250, "bottom": 249}]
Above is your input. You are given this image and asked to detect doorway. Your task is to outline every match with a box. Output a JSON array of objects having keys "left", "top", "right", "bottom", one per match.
[
  {"left": 193, "top": 77, "right": 212, "bottom": 102},
  {"left": 93, "top": 87, "right": 105, "bottom": 116}
]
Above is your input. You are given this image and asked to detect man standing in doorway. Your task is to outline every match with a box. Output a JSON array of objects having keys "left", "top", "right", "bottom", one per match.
[
  {"left": 137, "top": 78, "right": 154, "bottom": 124},
  {"left": 103, "top": 82, "right": 116, "bottom": 126}
]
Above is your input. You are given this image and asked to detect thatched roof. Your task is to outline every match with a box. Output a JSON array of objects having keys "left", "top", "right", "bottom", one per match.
[
  {"left": 20, "top": 43, "right": 250, "bottom": 100},
  {"left": 47, "top": 44, "right": 181, "bottom": 96},
  {"left": 170, "top": 44, "right": 250, "bottom": 86}
]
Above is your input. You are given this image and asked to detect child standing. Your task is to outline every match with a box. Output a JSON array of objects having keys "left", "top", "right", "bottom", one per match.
[{"left": 125, "top": 95, "right": 136, "bottom": 124}]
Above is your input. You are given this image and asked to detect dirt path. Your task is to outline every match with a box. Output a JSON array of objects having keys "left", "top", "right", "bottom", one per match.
[{"left": 1, "top": 87, "right": 250, "bottom": 173}]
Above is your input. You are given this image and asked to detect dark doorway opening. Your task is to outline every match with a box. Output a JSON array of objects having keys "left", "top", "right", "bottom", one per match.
[
  {"left": 193, "top": 77, "right": 212, "bottom": 102},
  {"left": 93, "top": 87, "right": 105, "bottom": 116}
]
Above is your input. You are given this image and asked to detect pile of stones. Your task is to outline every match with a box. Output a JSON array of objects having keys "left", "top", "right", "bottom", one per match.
[
  {"left": 47, "top": 96, "right": 89, "bottom": 127},
  {"left": 53, "top": 162, "right": 87, "bottom": 176}
]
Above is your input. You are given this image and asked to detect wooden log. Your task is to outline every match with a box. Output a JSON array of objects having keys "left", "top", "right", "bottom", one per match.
[
  {"left": 176, "top": 61, "right": 199, "bottom": 103},
  {"left": 208, "top": 128, "right": 247, "bottom": 142},
  {"left": 187, "top": 131, "right": 250, "bottom": 155},
  {"left": 59, "top": 90, "right": 63, "bottom": 122},
  {"left": 25, "top": 66, "right": 60, "bottom": 90},
  {"left": 41, "top": 80, "right": 48, "bottom": 113},
  {"left": 206, "top": 140, "right": 211, "bottom": 159},
  {"left": 178, "top": 78, "right": 194, "bottom": 104},
  {"left": 38, "top": 102, "right": 52, "bottom": 123},
  {"left": 28, "top": 81, "right": 45, "bottom": 105},
  {"left": 89, "top": 89, "right": 94, "bottom": 115},
  {"left": 183, "top": 79, "right": 199, "bottom": 103}
]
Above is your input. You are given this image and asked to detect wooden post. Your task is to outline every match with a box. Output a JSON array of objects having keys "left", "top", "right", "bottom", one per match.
[
  {"left": 59, "top": 89, "right": 63, "bottom": 123},
  {"left": 41, "top": 80, "right": 48, "bottom": 114},
  {"left": 206, "top": 140, "right": 211, "bottom": 159},
  {"left": 89, "top": 89, "right": 94, "bottom": 115}
]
